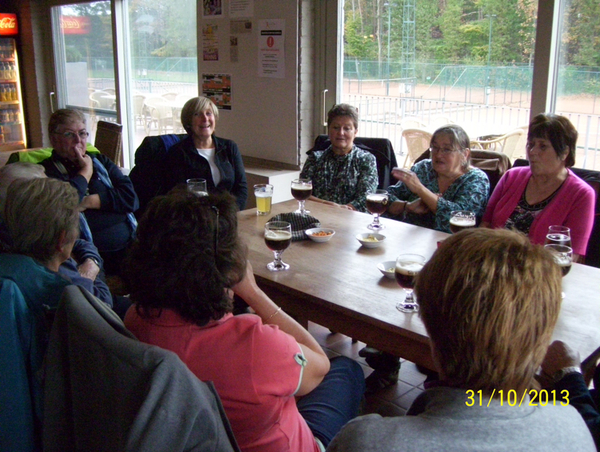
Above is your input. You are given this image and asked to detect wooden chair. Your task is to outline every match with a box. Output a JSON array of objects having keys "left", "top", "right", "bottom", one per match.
[
  {"left": 94, "top": 121, "right": 123, "bottom": 166},
  {"left": 401, "top": 128, "right": 432, "bottom": 168},
  {"left": 471, "top": 128, "right": 525, "bottom": 162}
]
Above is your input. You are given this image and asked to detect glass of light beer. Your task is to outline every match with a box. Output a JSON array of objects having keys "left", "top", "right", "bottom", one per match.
[
  {"left": 395, "top": 253, "right": 426, "bottom": 313},
  {"left": 291, "top": 179, "right": 312, "bottom": 215},
  {"left": 254, "top": 184, "right": 273, "bottom": 216},
  {"left": 449, "top": 210, "right": 476, "bottom": 233},
  {"left": 366, "top": 189, "right": 389, "bottom": 230},
  {"left": 264, "top": 221, "right": 292, "bottom": 271}
]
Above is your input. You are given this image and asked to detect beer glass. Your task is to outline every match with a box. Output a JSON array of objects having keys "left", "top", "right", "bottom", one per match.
[
  {"left": 366, "top": 189, "right": 389, "bottom": 230},
  {"left": 264, "top": 221, "right": 292, "bottom": 271},
  {"left": 186, "top": 178, "right": 208, "bottom": 197},
  {"left": 449, "top": 210, "right": 476, "bottom": 233},
  {"left": 395, "top": 254, "right": 426, "bottom": 313},
  {"left": 291, "top": 179, "right": 312, "bottom": 215},
  {"left": 545, "top": 244, "right": 573, "bottom": 277},
  {"left": 254, "top": 184, "right": 273, "bottom": 216},
  {"left": 545, "top": 225, "right": 572, "bottom": 248}
]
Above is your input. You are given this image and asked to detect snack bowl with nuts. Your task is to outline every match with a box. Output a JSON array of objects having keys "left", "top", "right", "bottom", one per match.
[
  {"left": 305, "top": 228, "right": 335, "bottom": 243},
  {"left": 356, "top": 232, "right": 386, "bottom": 248},
  {"left": 377, "top": 261, "right": 397, "bottom": 279}
]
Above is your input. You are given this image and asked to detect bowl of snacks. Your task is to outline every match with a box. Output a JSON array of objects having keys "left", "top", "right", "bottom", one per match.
[
  {"left": 305, "top": 228, "right": 335, "bottom": 243},
  {"left": 356, "top": 232, "right": 386, "bottom": 248},
  {"left": 377, "top": 261, "right": 396, "bottom": 279}
]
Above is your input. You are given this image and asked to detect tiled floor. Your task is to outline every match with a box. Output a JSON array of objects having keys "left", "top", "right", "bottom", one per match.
[{"left": 308, "top": 322, "right": 428, "bottom": 417}]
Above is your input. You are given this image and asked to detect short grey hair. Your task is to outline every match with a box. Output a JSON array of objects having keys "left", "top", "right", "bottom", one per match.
[
  {"left": 0, "top": 162, "right": 46, "bottom": 213},
  {"left": 5, "top": 178, "right": 80, "bottom": 264},
  {"left": 48, "top": 108, "right": 87, "bottom": 135},
  {"left": 431, "top": 124, "right": 472, "bottom": 171}
]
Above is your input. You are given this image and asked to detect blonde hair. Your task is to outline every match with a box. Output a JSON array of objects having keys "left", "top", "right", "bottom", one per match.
[
  {"left": 5, "top": 178, "right": 80, "bottom": 264},
  {"left": 180, "top": 96, "right": 219, "bottom": 134},
  {"left": 415, "top": 228, "right": 561, "bottom": 394}
]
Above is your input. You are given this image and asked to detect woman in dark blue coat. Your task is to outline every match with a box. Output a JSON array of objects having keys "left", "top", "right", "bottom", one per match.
[{"left": 163, "top": 96, "right": 248, "bottom": 210}]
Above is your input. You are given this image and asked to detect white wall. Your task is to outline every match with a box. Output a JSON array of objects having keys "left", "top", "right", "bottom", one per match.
[{"left": 197, "top": 1, "right": 301, "bottom": 167}]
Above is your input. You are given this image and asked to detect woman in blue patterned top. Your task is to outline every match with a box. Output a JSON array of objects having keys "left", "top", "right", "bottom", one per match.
[
  {"left": 300, "top": 104, "right": 378, "bottom": 212},
  {"left": 386, "top": 124, "right": 490, "bottom": 233}
]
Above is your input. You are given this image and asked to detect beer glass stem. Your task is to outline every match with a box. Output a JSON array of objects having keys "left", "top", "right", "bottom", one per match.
[{"left": 299, "top": 200, "right": 306, "bottom": 215}]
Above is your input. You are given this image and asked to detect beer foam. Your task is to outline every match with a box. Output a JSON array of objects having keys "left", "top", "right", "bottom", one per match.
[
  {"left": 449, "top": 216, "right": 476, "bottom": 227},
  {"left": 396, "top": 262, "right": 424, "bottom": 274},
  {"left": 367, "top": 194, "right": 388, "bottom": 202},
  {"left": 265, "top": 230, "right": 292, "bottom": 240},
  {"left": 255, "top": 192, "right": 271, "bottom": 198}
]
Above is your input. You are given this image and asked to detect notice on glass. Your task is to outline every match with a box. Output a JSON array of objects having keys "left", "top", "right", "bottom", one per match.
[
  {"left": 203, "top": 24, "right": 219, "bottom": 61},
  {"left": 202, "top": 74, "right": 232, "bottom": 110},
  {"left": 230, "top": 0, "right": 253, "bottom": 18},
  {"left": 258, "top": 19, "right": 285, "bottom": 79},
  {"left": 231, "top": 19, "right": 252, "bottom": 34}
]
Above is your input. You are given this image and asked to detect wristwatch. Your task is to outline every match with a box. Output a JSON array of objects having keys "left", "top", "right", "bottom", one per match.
[{"left": 552, "top": 366, "right": 582, "bottom": 383}]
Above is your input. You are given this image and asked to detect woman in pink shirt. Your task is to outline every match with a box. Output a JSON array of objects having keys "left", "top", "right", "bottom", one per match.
[
  {"left": 482, "top": 113, "right": 595, "bottom": 259},
  {"left": 123, "top": 190, "right": 364, "bottom": 452}
]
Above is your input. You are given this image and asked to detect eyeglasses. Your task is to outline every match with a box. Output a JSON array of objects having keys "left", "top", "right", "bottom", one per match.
[
  {"left": 53, "top": 130, "right": 89, "bottom": 140},
  {"left": 429, "top": 146, "right": 458, "bottom": 155}
]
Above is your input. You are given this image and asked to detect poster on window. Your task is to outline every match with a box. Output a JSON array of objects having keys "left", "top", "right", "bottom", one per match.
[
  {"left": 202, "top": 74, "right": 232, "bottom": 110},
  {"left": 258, "top": 19, "right": 285, "bottom": 79},
  {"left": 203, "top": 24, "right": 219, "bottom": 61}
]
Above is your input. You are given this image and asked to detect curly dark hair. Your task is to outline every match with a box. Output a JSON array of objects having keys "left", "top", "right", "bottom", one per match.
[{"left": 123, "top": 190, "right": 247, "bottom": 326}]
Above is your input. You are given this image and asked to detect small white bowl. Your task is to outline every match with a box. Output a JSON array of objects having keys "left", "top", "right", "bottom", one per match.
[
  {"left": 356, "top": 232, "right": 386, "bottom": 248},
  {"left": 377, "top": 261, "right": 396, "bottom": 279},
  {"left": 306, "top": 228, "right": 335, "bottom": 243}
]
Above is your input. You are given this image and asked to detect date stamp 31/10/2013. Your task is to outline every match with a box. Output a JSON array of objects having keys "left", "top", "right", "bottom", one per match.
[{"left": 465, "top": 389, "right": 570, "bottom": 407}]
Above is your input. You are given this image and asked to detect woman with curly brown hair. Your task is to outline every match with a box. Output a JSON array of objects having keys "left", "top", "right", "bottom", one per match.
[{"left": 123, "top": 190, "right": 364, "bottom": 452}]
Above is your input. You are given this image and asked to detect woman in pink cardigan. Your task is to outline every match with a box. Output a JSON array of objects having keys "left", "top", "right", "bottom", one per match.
[{"left": 482, "top": 113, "right": 595, "bottom": 259}]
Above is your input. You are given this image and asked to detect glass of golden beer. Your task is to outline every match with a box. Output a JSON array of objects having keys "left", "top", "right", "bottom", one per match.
[{"left": 254, "top": 184, "right": 273, "bottom": 216}]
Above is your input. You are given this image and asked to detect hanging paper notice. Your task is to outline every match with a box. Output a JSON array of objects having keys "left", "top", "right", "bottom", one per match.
[
  {"left": 202, "top": 74, "right": 232, "bottom": 110},
  {"left": 258, "top": 19, "right": 285, "bottom": 79},
  {"left": 230, "top": 0, "right": 253, "bottom": 18},
  {"left": 203, "top": 24, "right": 219, "bottom": 61}
]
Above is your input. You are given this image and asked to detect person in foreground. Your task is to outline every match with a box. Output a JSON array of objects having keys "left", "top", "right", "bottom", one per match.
[
  {"left": 386, "top": 124, "right": 489, "bottom": 233},
  {"left": 300, "top": 103, "right": 378, "bottom": 212},
  {"left": 539, "top": 340, "right": 600, "bottom": 449},
  {"left": 41, "top": 108, "right": 139, "bottom": 275},
  {"left": 162, "top": 96, "right": 248, "bottom": 210},
  {"left": 482, "top": 113, "right": 595, "bottom": 259},
  {"left": 327, "top": 228, "right": 595, "bottom": 452},
  {"left": 123, "top": 190, "right": 364, "bottom": 452}
]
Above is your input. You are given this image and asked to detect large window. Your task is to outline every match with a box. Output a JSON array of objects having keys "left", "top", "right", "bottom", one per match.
[
  {"left": 340, "top": 0, "right": 600, "bottom": 170},
  {"left": 51, "top": 0, "right": 198, "bottom": 167}
]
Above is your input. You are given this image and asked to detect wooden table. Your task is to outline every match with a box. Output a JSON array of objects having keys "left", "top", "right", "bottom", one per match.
[{"left": 238, "top": 199, "right": 600, "bottom": 370}]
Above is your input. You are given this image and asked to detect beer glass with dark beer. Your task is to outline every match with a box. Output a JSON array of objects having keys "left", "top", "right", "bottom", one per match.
[
  {"left": 366, "top": 189, "right": 389, "bottom": 230},
  {"left": 265, "top": 221, "right": 292, "bottom": 271},
  {"left": 395, "top": 253, "right": 426, "bottom": 313},
  {"left": 291, "top": 179, "right": 312, "bottom": 215}
]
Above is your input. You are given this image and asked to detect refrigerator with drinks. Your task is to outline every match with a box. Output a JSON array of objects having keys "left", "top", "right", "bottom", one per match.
[{"left": 0, "top": 13, "right": 27, "bottom": 152}]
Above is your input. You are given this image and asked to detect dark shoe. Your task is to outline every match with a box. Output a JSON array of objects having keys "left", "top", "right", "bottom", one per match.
[
  {"left": 364, "top": 368, "right": 400, "bottom": 394},
  {"left": 359, "top": 347, "right": 401, "bottom": 373}
]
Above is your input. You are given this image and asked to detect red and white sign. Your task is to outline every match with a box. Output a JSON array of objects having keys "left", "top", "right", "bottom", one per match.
[
  {"left": 60, "top": 16, "right": 91, "bottom": 35},
  {"left": 0, "top": 13, "right": 18, "bottom": 36}
]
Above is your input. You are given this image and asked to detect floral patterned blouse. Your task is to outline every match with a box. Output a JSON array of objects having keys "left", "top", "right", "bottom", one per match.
[
  {"left": 386, "top": 159, "right": 490, "bottom": 233},
  {"left": 300, "top": 145, "right": 378, "bottom": 212}
]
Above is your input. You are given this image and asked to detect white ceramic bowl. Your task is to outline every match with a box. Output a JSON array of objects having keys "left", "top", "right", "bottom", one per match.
[
  {"left": 306, "top": 228, "right": 335, "bottom": 243},
  {"left": 377, "top": 261, "right": 396, "bottom": 279},
  {"left": 356, "top": 232, "right": 386, "bottom": 248}
]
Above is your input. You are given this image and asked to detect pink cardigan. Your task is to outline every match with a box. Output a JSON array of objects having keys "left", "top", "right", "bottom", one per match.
[{"left": 483, "top": 166, "right": 595, "bottom": 256}]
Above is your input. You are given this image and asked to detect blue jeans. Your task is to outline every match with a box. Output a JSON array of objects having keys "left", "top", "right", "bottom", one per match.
[{"left": 297, "top": 356, "right": 365, "bottom": 447}]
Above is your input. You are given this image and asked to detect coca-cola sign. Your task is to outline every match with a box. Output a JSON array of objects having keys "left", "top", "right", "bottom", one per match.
[
  {"left": 0, "top": 14, "right": 18, "bottom": 36},
  {"left": 60, "top": 16, "right": 91, "bottom": 35}
]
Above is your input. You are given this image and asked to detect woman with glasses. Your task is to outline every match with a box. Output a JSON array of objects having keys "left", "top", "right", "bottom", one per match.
[
  {"left": 482, "top": 113, "right": 594, "bottom": 259},
  {"left": 41, "top": 109, "right": 139, "bottom": 275},
  {"left": 386, "top": 124, "right": 489, "bottom": 233}
]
